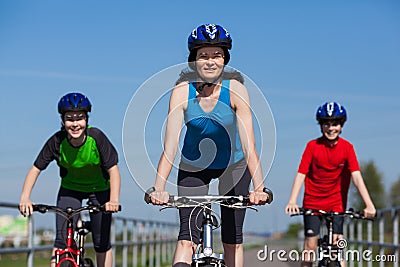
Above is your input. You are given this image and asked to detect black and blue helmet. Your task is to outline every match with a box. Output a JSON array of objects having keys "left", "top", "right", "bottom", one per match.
[
  {"left": 316, "top": 102, "right": 347, "bottom": 123},
  {"left": 58, "top": 92, "right": 92, "bottom": 114},
  {"left": 188, "top": 24, "right": 232, "bottom": 51}
]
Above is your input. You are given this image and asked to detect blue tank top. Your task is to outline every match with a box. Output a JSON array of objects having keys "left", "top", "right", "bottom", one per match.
[{"left": 181, "top": 80, "right": 244, "bottom": 169}]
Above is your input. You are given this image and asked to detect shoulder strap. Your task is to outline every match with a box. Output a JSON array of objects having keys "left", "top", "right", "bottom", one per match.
[
  {"left": 188, "top": 82, "right": 197, "bottom": 100},
  {"left": 219, "top": 80, "right": 231, "bottom": 105}
]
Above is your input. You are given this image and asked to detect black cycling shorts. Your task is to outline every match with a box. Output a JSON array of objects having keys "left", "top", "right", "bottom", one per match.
[
  {"left": 177, "top": 159, "right": 251, "bottom": 244},
  {"left": 54, "top": 187, "right": 112, "bottom": 253},
  {"left": 303, "top": 215, "right": 344, "bottom": 237}
]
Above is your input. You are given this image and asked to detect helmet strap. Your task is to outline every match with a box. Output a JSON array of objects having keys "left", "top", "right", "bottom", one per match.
[
  {"left": 195, "top": 64, "right": 224, "bottom": 93},
  {"left": 196, "top": 76, "right": 222, "bottom": 93}
]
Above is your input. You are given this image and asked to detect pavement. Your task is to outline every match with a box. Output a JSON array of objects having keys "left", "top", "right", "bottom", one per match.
[{"left": 244, "top": 239, "right": 301, "bottom": 267}]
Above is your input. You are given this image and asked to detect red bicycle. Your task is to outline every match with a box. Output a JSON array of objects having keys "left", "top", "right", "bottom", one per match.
[{"left": 32, "top": 202, "right": 120, "bottom": 267}]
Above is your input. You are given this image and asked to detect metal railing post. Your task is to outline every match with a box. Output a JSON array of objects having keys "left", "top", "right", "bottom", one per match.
[
  {"left": 27, "top": 215, "right": 34, "bottom": 267},
  {"left": 357, "top": 220, "right": 363, "bottom": 267},
  {"left": 141, "top": 222, "right": 147, "bottom": 267},
  {"left": 378, "top": 215, "right": 384, "bottom": 267},
  {"left": 392, "top": 209, "right": 398, "bottom": 267},
  {"left": 155, "top": 222, "right": 161, "bottom": 267},
  {"left": 161, "top": 224, "right": 167, "bottom": 264},
  {"left": 367, "top": 220, "right": 373, "bottom": 267},
  {"left": 349, "top": 221, "right": 355, "bottom": 267},
  {"left": 132, "top": 221, "right": 138, "bottom": 267},
  {"left": 149, "top": 222, "right": 154, "bottom": 267},
  {"left": 122, "top": 219, "right": 128, "bottom": 267}
]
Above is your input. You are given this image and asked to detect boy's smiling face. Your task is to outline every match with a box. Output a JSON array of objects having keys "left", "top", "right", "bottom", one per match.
[{"left": 321, "top": 120, "right": 342, "bottom": 141}]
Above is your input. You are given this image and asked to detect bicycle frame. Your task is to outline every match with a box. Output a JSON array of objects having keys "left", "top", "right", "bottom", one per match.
[
  {"left": 192, "top": 204, "right": 224, "bottom": 267},
  {"left": 32, "top": 202, "right": 120, "bottom": 267},
  {"left": 57, "top": 219, "right": 79, "bottom": 266},
  {"left": 163, "top": 195, "right": 255, "bottom": 267},
  {"left": 317, "top": 215, "right": 342, "bottom": 267},
  {"left": 55, "top": 218, "right": 90, "bottom": 267}
]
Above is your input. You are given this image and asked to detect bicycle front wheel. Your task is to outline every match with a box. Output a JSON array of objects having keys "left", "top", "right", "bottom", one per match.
[
  {"left": 318, "top": 260, "right": 340, "bottom": 267},
  {"left": 58, "top": 259, "right": 75, "bottom": 267},
  {"left": 191, "top": 260, "right": 226, "bottom": 267}
]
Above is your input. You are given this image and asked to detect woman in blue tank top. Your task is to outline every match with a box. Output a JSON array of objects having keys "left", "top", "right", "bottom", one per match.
[{"left": 146, "top": 24, "right": 273, "bottom": 267}]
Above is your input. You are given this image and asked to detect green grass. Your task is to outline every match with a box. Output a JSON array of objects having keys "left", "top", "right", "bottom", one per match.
[
  {"left": 0, "top": 251, "right": 51, "bottom": 267},
  {"left": 0, "top": 247, "right": 172, "bottom": 267}
]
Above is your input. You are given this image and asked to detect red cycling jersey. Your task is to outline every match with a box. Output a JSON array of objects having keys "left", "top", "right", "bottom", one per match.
[{"left": 298, "top": 137, "right": 360, "bottom": 212}]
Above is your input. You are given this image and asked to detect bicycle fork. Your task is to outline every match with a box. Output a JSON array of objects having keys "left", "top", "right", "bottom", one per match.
[
  {"left": 318, "top": 218, "right": 342, "bottom": 266},
  {"left": 56, "top": 220, "right": 81, "bottom": 266},
  {"left": 192, "top": 207, "right": 224, "bottom": 267}
]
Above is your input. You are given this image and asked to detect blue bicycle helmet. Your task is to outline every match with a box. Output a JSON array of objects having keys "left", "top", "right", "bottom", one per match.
[
  {"left": 316, "top": 102, "right": 347, "bottom": 124},
  {"left": 188, "top": 24, "right": 232, "bottom": 51},
  {"left": 188, "top": 24, "right": 232, "bottom": 66},
  {"left": 58, "top": 92, "right": 92, "bottom": 114}
]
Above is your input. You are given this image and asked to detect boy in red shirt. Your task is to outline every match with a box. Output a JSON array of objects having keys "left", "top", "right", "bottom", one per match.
[{"left": 285, "top": 101, "right": 376, "bottom": 267}]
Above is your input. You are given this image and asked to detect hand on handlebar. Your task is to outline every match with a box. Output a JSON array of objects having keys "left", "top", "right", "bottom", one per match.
[
  {"left": 285, "top": 203, "right": 300, "bottom": 215},
  {"left": 144, "top": 187, "right": 170, "bottom": 205},
  {"left": 363, "top": 206, "right": 376, "bottom": 218},
  {"left": 19, "top": 199, "right": 34, "bottom": 217},
  {"left": 249, "top": 191, "right": 268, "bottom": 205},
  {"left": 152, "top": 191, "right": 170, "bottom": 205},
  {"left": 104, "top": 201, "right": 121, "bottom": 213}
]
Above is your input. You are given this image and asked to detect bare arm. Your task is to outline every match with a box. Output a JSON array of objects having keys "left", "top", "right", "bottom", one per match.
[
  {"left": 104, "top": 164, "right": 121, "bottom": 212},
  {"left": 351, "top": 170, "right": 376, "bottom": 217},
  {"left": 230, "top": 80, "right": 267, "bottom": 204},
  {"left": 19, "top": 165, "right": 41, "bottom": 216},
  {"left": 151, "top": 83, "right": 187, "bottom": 204},
  {"left": 285, "top": 172, "right": 306, "bottom": 214}
]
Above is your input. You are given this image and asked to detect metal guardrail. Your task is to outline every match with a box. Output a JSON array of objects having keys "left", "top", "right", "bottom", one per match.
[
  {"left": 0, "top": 202, "right": 178, "bottom": 267},
  {"left": 295, "top": 206, "right": 399, "bottom": 267},
  {"left": 344, "top": 206, "right": 399, "bottom": 267},
  {"left": 3, "top": 203, "right": 399, "bottom": 266}
]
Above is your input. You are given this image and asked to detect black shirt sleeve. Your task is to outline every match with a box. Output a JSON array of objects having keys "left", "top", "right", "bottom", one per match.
[
  {"left": 87, "top": 127, "right": 119, "bottom": 170},
  {"left": 33, "top": 131, "right": 64, "bottom": 170}
]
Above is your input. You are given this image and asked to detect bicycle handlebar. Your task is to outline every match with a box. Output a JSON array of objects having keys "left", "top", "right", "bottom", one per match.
[
  {"left": 290, "top": 208, "right": 373, "bottom": 220},
  {"left": 166, "top": 195, "right": 252, "bottom": 208},
  {"left": 32, "top": 202, "right": 121, "bottom": 217},
  {"left": 145, "top": 186, "right": 273, "bottom": 205}
]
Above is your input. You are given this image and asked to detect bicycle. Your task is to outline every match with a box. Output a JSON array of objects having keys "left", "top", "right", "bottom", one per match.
[
  {"left": 290, "top": 208, "right": 372, "bottom": 267},
  {"left": 31, "top": 202, "right": 121, "bottom": 267},
  {"left": 152, "top": 194, "right": 270, "bottom": 267}
]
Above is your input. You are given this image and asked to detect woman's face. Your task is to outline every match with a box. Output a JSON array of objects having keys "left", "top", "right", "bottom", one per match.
[
  {"left": 195, "top": 46, "right": 225, "bottom": 82},
  {"left": 63, "top": 111, "right": 87, "bottom": 139}
]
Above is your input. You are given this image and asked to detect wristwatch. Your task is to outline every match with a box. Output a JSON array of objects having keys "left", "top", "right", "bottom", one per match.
[
  {"left": 144, "top": 187, "right": 156, "bottom": 204},
  {"left": 263, "top": 187, "right": 273, "bottom": 204}
]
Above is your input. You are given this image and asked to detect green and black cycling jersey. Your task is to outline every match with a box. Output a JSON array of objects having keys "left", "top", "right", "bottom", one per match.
[{"left": 34, "top": 127, "right": 118, "bottom": 192}]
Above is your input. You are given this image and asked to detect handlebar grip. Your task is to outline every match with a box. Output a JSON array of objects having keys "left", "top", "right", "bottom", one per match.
[
  {"left": 263, "top": 188, "right": 273, "bottom": 204},
  {"left": 86, "top": 201, "right": 121, "bottom": 212},
  {"left": 144, "top": 187, "right": 156, "bottom": 204},
  {"left": 32, "top": 204, "right": 48, "bottom": 213},
  {"left": 110, "top": 205, "right": 122, "bottom": 212},
  {"left": 98, "top": 205, "right": 122, "bottom": 212}
]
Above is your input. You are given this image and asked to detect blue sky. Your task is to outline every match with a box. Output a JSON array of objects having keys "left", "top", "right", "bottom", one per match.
[{"left": 0, "top": 1, "right": 399, "bottom": 233}]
